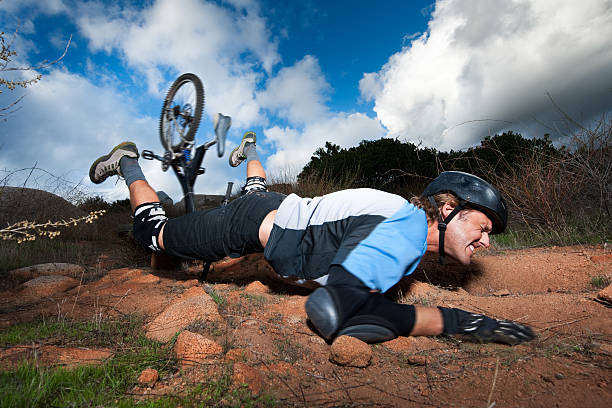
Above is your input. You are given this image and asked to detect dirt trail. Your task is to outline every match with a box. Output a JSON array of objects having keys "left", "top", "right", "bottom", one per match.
[{"left": 1, "top": 245, "right": 610, "bottom": 407}]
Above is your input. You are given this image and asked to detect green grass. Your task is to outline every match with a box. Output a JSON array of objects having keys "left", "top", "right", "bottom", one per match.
[
  {"left": 0, "top": 316, "right": 276, "bottom": 407},
  {"left": 206, "top": 287, "right": 227, "bottom": 307},
  {"left": 0, "top": 315, "right": 147, "bottom": 347},
  {"left": 0, "top": 239, "right": 99, "bottom": 274},
  {"left": 240, "top": 293, "right": 267, "bottom": 309},
  {"left": 590, "top": 275, "right": 611, "bottom": 289},
  {"left": 492, "top": 217, "right": 611, "bottom": 250}
]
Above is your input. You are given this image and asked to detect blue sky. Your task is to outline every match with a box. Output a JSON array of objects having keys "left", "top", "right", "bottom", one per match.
[{"left": 1, "top": 0, "right": 611, "bottom": 203}]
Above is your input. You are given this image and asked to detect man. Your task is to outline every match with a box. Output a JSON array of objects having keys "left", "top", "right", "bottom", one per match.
[{"left": 90, "top": 134, "right": 535, "bottom": 346}]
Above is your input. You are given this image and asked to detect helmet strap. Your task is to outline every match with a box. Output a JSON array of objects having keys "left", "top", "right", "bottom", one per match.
[{"left": 428, "top": 196, "right": 464, "bottom": 264}]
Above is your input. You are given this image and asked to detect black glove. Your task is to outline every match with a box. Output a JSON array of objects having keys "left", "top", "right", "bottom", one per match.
[{"left": 438, "top": 307, "right": 535, "bottom": 346}]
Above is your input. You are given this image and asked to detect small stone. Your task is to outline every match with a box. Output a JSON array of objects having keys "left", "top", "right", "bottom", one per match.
[
  {"left": 9, "top": 263, "right": 85, "bottom": 282},
  {"left": 554, "top": 373, "right": 564, "bottom": 380},
  {"left": 232, "top": 362, "right": 262, "bottom": 394},
  {"left": 138, "top": 368, "right": 159, "bottom": 385},
  {"left": 225, "top": 348, "right": 251, "bottom": 362},
  {"left": 182, "top": 279, "right": 199, "bottom": 288},
  {"left": 384, "top": 336, "right": 443, "bottom": 353},
  {"left": 590, "top": 254, "right": 612, "bottom": 264},
  {"left": 597, "top": 284, "right": 612, "bottom": 303},
  {"left": 330, "top": 335, "right": 372, "bottom": 368},
  {"left": 243, "top": 281, "right": 269, "bottom": 294},
  {"left": 173, "top": 331, "right": 222, "bottom": 369},
  {"left": 127, "top": 274, "right": 160, "bottom": 284},
  {"left": 597, "top": 343, "right": 612, "bottom": 356},
  {"left": 406, "top": 355, "right": 427, "bottom": 365},
  {"left": 493, "top": 289, "right": 511, "bottom": 297},
  {"left": 146, "top": 293, "right": 222, "bottom": 342},
  {"left": 20, "top": 275, "right": 80, "bottom": 297},
  {"left": 542, "top": 375, "right": 554, "bottom": 383}
]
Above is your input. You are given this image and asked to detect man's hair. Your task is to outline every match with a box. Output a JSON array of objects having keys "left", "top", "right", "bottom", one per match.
[{"left": 410, "top": 192, "right": 462, "bottom": 224}]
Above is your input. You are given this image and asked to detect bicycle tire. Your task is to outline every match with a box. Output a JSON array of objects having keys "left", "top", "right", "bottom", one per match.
[{"left": 159, "top": 73, "right": 204, "bottom": 154}]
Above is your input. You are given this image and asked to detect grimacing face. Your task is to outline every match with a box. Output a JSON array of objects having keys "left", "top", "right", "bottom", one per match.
[{"left": 443, "top": 209, "right": 493, "bottom": 265}]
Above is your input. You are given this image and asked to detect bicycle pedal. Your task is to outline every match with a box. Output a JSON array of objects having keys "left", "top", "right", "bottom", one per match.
[
  {"left": 142, "top": 150, "right": 155, "bottom": 160},
  {"left": 197, "top": 167, "right": 205, "bottom": 175}
]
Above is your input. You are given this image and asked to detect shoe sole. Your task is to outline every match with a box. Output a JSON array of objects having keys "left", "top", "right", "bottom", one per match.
[
  {"left": 229, "top": 132, "right": 256, "bottom": 167},
  {"left": 89, "top": 141, "right": 138, "bottom": 184}
]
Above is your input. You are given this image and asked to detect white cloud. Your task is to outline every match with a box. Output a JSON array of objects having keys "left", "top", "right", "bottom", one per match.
[
  {"left": 0, "top": 0, "right": 67, "bottom": 15},
  {"left": 360, "top": 0, "right": 612, "bottom": 150},
  {"left": 264, "top": 112, "right": 386, "bottom": 174},
  {"left": 257, "top": 55, "right": 386, "bottom": 175},
  {"left": 257, "top": 55, "right": 330, "bottom": 124},
  {"left": 75, "top": 0, "right": 280, "bottom": 129},
  {"left": 0, "top": 68, "right": 236, "bottom": 202}
]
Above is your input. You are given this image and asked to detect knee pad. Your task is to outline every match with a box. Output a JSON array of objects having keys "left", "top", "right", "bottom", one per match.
[
  {"left": 242, "top": 176, "right": 268, "bottom": 195},
  {"left": 133, "top": 202, "right": 168, "bottom": 252}
]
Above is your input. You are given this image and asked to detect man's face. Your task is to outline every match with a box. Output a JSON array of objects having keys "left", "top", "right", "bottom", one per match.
[{"left": 443, "top": 209, "right": 493, "bottom": 265}]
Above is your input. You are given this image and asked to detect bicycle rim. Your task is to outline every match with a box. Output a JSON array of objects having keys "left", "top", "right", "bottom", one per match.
[{"left": 159, "top": 73, "right": 204, "bottom": 154}]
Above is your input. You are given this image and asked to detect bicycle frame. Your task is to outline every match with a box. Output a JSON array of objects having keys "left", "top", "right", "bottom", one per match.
[{"left": 142, "top": 137, "right": 220, "bottom": 213}]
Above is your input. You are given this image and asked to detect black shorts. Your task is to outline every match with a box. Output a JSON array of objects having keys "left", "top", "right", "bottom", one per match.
[{"left": 162, "top": 191, "right": 286, "bottom": 261}]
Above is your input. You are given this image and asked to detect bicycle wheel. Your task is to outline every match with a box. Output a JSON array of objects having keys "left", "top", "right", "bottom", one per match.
[{"left": 159, "top": 73, "right": 204, "bottom": 154}]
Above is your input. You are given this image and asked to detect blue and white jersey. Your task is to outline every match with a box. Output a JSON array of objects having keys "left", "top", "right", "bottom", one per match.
[{"left": 264, "top": 188, "right": 428, "bottom": 292}]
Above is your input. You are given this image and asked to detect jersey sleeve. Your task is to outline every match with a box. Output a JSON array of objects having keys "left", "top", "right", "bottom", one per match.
[{"left": 340, "top": 202, "right": 428, "bottom": 292}]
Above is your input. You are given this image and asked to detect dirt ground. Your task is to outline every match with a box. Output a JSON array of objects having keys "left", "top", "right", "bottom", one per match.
[{"left": 1, "top": 244, "right": 611, "bottom": 407}]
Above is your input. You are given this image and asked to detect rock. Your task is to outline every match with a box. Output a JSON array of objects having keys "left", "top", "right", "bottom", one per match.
[
  {"left": 9, "top": 263, "right": 84, "bottom": 282},
  {"left": 180, "top": 286, "right": 207, "bottom": 300},
  {"left": 596, "top": 343, "right": 612, "bottom": 356},
  {"left": 182, "top": 279, "right": 199, "bottom": 288},
  {"left": 406, "top": 355, "right": 428, "bottom": 365},
  {"left": 1, "top": 345, "right": 113, "bottom": 369},
  {"left": 138, "top": 368, "right": 159, "bottom": 385},
  {"left": 597, "top": 284, "right": 612, "bottom": 303},
  {"left": 329, "top": 335, "right": 372, "bottom": 367},
  {"left": 409, "top": 282, "right": 442, "bottom": 298},
  {"left": 260, "top": 361, "right": 298, "bottom": 377},
  {"left": 147, "top": 293, "right": 222, "bottom": 342},
  {"left": 384, "top": 336, "right": 444, "bottom": 353},
  {"left": 269, "top": 296, "right": 307, "bottom": 323},
  {"left": 225, "top": 348, "right": 252, "bottom": 362},
  {"left": 20, "top": 275, "right": 80, "bottom": 297},
  {"left": 50, "top": 346, "right": 114, "bottom": 368},
  {"left": 493, "top": 289, "right": 511, "bottom": 297},
  {"left": 590, "top": 254, "right": 612, "bottom": 264},
  {"left": 232, "top": 362, "right": 263, "bottom": 394},
  {"left": 126, "top": 274, "right": 161, "bottom": 284},
  {"left": 243, "top": 281, "right": 269, "bottom": 294},
  {"left": 173, "top": 331, "right": 222, "bottom": 369}
]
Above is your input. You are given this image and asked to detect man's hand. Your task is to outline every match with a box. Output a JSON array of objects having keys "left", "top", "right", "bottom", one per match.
[{"left": 439, "top": 307, "right": 535, "bottom": 346}]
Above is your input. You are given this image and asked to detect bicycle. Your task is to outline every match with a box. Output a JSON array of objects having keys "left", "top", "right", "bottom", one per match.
[{"left": 142, "top": 73, "right": 233, "bottom": 213}]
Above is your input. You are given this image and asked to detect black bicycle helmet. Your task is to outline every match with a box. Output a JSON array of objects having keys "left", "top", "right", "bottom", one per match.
[{"left": 422, "top": 171, "right": 508, "bottom": 263}]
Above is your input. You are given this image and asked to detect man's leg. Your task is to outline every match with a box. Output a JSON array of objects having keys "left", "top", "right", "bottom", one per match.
[
  {"left": 90, "top": 142, "right": 167, "bottom": 251},
  {"left": 230, "top": 132, "right": 278, "bottom": 247}
]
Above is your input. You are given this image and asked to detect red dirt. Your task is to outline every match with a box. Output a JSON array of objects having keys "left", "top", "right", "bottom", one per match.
[{"left": 0, "top": 244, "right": 610, "bottom": 407}]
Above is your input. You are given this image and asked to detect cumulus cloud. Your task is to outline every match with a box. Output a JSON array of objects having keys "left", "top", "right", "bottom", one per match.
[
  {"left": 257, "top": 55, "right": 330, "bottom": 124},
  {"left": 75, "top": 0, "right": 280, "bottom": 128},
  {"left": 264, "top": 112, "right": 386, "bottom": 173},
  {"left": 0, "top": 68, "right": 234, "bottom": 202},
  {"left": 360, "top": 0, "right": 612, "bottom": 150},
  {"left": 256, "top": 55, "right": 386, "bottom": 174}
]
